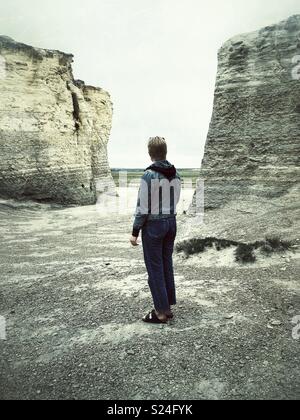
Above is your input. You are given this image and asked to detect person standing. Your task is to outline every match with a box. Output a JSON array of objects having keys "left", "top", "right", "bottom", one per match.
[{"left": 130, "top": 137, "right": 181, "bottom": 324}]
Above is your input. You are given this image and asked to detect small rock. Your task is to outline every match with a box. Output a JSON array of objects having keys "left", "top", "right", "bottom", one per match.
[
  {"left": 270, "top": 320, "right": 282, "bottom": 326},
  {"left": 225, "top": 314, "right": 234, "bottom": 320}
]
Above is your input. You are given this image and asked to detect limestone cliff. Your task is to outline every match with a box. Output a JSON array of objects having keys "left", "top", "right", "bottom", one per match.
[
  {"left": 0, "top": 36, "right": 114, "bottom": 205},
  {"left": 198, "top": 15, "right": 300, "bottom": 211},
  {"left": 185, "top": 16, "right": 300, "bottom": 244}
]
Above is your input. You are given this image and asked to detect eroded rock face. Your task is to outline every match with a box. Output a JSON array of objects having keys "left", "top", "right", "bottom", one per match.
[
  {"left": 0, "top": 36, "right": 114, "bottom": 205},
  {"left": 198, "top": 15, "right": 300, "bottom": 210}
]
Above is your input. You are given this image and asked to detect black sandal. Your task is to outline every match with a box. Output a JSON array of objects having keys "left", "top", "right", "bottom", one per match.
[{"left": 143, "top": 310, "right": 167, "bottom": 324}]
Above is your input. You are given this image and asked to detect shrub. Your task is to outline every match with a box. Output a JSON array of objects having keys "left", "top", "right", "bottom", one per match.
[
  {"left": 176, "top": 235, "right": 293, "bottom": 263},
  {"left": 261, "top": 236, "right": 293, "bottom": 254},
  {"left": 260, "top": 243, "right": 274, "bottom": 256},
  {"left": 235, "top": 244, "right": 256, "bottom": 264},
  {"left": 176, "top": 238, "right": 206, "bottom": 256}
]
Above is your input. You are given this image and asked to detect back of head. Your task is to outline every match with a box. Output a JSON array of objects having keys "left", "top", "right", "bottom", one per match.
[{"left": 148, "top": 137, "right": 167, "bottom": 161}]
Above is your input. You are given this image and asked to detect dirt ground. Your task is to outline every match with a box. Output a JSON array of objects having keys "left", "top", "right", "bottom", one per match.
[{"left": 0, "top": 198, "right": 299, "bottom": 400}]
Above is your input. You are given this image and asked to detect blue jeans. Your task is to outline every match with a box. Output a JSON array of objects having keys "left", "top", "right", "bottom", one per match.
[{"left": 142, "top": 218, "right": 177, "bottom": 313}]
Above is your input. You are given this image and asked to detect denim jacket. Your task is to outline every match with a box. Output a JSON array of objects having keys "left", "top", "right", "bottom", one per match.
[{"left": 132, "top": 161, "right": 181, "bottom": 237}]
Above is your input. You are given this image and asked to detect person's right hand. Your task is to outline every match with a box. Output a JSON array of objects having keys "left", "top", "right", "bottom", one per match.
[{"left": 130, "top": 236, "right": 139, "bottom": 247}]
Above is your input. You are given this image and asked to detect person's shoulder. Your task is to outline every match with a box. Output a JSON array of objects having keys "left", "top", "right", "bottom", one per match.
[
  {"left": 142, "top": 169, "right": 155, "bottom": 180},
  {"left": 144, "top": 169, "right": 154, "bottom": 175}
]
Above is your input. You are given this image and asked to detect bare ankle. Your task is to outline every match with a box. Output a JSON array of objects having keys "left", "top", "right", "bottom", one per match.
[{"left": 156, "top": 311, "right": 168, "bottom": 321}]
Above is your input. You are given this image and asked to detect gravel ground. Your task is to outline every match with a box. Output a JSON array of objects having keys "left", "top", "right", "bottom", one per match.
[{"left": 0, "top": 200, "right": 299, "bottom": 400}]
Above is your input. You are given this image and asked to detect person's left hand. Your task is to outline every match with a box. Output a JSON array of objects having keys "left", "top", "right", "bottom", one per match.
[{"left": 130, "top": 236, "right": 139, "bottom": 247}]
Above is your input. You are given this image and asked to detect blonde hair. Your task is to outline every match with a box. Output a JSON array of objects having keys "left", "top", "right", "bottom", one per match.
[{"left": 148, "top": 137, "right": 167, "bottom": 161}]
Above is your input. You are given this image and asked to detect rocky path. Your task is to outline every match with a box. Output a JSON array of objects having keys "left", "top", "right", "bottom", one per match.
[{"left": 0, "top": 201, "right": 299, "bottom": 400}]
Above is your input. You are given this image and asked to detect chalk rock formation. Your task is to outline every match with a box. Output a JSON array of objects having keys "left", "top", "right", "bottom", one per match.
[
  {"left": 0, "top": 36, "right": 114, "bottom": 205},
  {"left": 198, "top": 15, "right": 300, "bottom": 211}
]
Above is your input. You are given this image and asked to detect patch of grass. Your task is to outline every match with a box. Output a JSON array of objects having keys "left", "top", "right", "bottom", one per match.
[
  {"left": 235, "top": 244, "right": 256, "bottom": 264},
  {"left": 261, "top": 236, "right": 293, "bottom": 255},
  {"left": 176, "top": 237, "right": 239, "bottom": 258},
  {"left": 176, "top": 235, "right": 294, "bottom": 263},
  {"left": 176, "top": 238, "right": 206, "bottom": 256},
  {"left": 260, "top": 243, "right": 274, "bottom": 256},
  {"left": 216, "top": 238, "right": 238, "bottom": 251}
]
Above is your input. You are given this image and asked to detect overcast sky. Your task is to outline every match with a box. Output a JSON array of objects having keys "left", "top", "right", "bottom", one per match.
[{"left": 0, "top": 0, "right": 299, "bottom": 168}]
